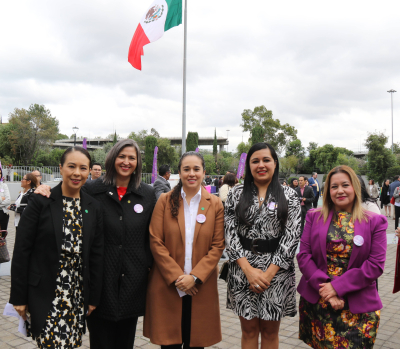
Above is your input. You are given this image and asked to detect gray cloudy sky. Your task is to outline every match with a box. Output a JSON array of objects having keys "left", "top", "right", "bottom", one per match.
[{"left": 1, "top": 0, "right": 399, "bottom": 153}]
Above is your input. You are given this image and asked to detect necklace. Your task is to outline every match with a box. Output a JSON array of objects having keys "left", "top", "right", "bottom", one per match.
[{"left": 259, "top": 197, "right": 264, "bottom": 202}]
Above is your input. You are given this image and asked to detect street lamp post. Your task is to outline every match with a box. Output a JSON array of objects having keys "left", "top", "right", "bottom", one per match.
[
  {"left": 72, "top": 126, "right": 79, "bottom": 146},
  {"left": 226, "top": 129, "right": 230, "bottom": 152},
  {"left": 388, "top": 89, "right": 396, "bottom": 153}
]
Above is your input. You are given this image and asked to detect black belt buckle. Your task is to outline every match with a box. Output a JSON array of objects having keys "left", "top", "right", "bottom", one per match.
[{"left": 251, "top": 238, "right": 262, "bottom": 255}]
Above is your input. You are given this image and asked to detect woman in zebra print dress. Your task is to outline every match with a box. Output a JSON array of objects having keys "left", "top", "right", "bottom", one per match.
[{"left": 225, "top": 142, "right": 301, "bottom": 349}]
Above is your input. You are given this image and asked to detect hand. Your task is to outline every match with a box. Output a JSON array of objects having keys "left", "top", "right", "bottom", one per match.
[
  {"left": 1, "top": 197, "right": 5, "bottom": 201},
  {"left": 34, "top": 185, "right": 51, "bottom": 198},
  {"left": 7, "top": 206, "right": 10, "bottom": 210},
  {"left": 302, "top": 198, "right": 306, "bottom": 202},
  {"left": 319, "top": 282, "right": 338, "bottom": 301},
  {"left": 87, "top": 305, "right": 96, "bottom": 316},
  {"left": 185, "top": 286, "right": 199, "bottom": 296},
  {"left": 175, "top": 275, "right": 195, "bottom": 292},
  {"left": 244, "top": 267, "right": 270, "bottom": 294},
  {"left": 14, "top": 305, "right": 27, "bottom": 321},
  {"left": 327, "top": 296, "right": 345, "bottom": 310}
]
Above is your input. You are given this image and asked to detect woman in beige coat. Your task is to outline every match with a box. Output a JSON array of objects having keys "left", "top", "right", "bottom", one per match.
[{"left": 144, "top": 151, "right": 225, "bottom": 349}]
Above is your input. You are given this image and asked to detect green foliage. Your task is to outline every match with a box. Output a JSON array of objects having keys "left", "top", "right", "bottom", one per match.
[
  {"left": 280, "top": 156, "right": 299, "bottom": 178},
  {"left": 34, "top": 148, "right": 65, "bottom": 166},
  {"left": 336, "top": 153, "right": 359, "bottom": 174},
  {"left": 314, "top": 144, "right": 340, "bottom": 173},
  {"left": 56, "top": 133, "right": 69, "bottom": 140},
  {"left": 186, "top": 132, "right": 199, "bottom": 152},
  {"left": 213, "top": 129, "right": 217, "bottom": 157},
  {"left": 145, "top": 136, "right": 158, "bottom": 173},
  {"left": 7, "top": 104, "right": 59, "bottom": 165},
  {"left": 113, "top": 131, "right": 118, "bottom": 145},
  {"left": 240, "top": 105, "right": 298, "bottom": 155},
  {"left": 365, "top": 131, "right": 396, "bottom": 184},
  {"left": 386, "top": 166, "right": 400, "bottom": 180},
  {"left": 157, "top": 138, "right": 179, "bottom": 172},
  {"left": 0, "top": 124, "right": 15, "bottom": 160},
  {"left": 203, "top": 153, "right": 216, "bottom": 174},
  {"left": 307, "top": 142, "right": 318, "bottom": 153},
  {"left": 129, "top": 128, "right": 159, "bottom": 151},
  {"left": 250, "top": 125, "right": 264, "bottom": 145},
  {"left": 286, "top": 139, "right": 305, "bottom": 159},
  {"left": 336, "top": 147, "right": 353, "bottom": 156},
  {"left": 236, "top": 142, "right": 251, "bottom": 158}
]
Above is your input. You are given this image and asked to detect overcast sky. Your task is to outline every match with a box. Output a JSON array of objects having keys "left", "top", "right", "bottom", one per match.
[{"left": 1, "top": 0, "right": 399, "bottom": 154}]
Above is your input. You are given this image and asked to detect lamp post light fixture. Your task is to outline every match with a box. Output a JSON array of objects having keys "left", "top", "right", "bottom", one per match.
[
  {"left": 226, "top": 129, "right": 230, "bottom": 152},
  {"left": 388, "top": 89, "right": 396, "bottom": 153},
  {"left": 72, "top": 126, "right": 79, "bottom": 146}
]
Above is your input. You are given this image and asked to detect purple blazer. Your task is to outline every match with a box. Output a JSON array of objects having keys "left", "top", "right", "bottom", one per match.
[{"left": 297, "top": 209, "right": 387, "bottom": 314}]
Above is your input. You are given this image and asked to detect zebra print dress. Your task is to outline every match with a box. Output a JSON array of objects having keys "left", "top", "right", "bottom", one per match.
[{"left": 225, "top": 184, "right": 301, "bottom": 321}]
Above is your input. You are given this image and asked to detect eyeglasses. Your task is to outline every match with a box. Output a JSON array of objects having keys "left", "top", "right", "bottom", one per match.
[{"left": 21, "top": 178, "right": 27, "bottom": 181}]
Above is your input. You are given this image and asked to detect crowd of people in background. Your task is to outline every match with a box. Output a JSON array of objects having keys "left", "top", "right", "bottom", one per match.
[{"left": 0, "top": 140, "right": 398, "bottom": 349}]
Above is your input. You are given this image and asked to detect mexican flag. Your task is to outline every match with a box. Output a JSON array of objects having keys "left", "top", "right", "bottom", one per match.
[{"left": 128, "top": 0, "right": 182, "bottom": 70}]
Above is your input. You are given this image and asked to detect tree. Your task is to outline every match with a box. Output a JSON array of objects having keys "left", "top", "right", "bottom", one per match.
[
  {"left": 307, "top": 142, "right": 318, "bottom": 154},
  {"left": 145, "top": 136, "right": 158, "bottom": 173},
  {"left": 240, "top": 105, "right": 297, "bottom": 155},
  {"left": 365, "top": 131, "right": 396, "bottom": 184},
  {"left": 336, "top": 154, "right": 360, "bottom": 174},
  {"left": 157, "top": 138, "right": 179, "bottom": 172},
  {"left": 386, "top": 166, "right": 400, "bottom": 180},
  {"left": 279, "top": 156, "right": 299, "bottom": 178},
  {"left": 213, "top": 128, "right": 217, "bottom": 157},
  {"left": 336, "top": 147, "right": 353, "bottom": 156},
  {"left": 7, "top": 104, "right": 59, "bottom": 165},
  {"left": 313, "top": 144, "right": 340, "bottom": 173},
  {"left": 203, "top": 153, "right": 216, "bottom": 174},
  {"left": 236, "top": 142, "right": 251, "bottom": 158},
  {"left": 129, "top": 128, "right": 160, "bottom": 151},
  {"left": 113, "top": 131, "right": 118, "bottom": 145},
  {"left": 186, "top": 132, "right": 199, "bottom": 152},
  {"left": 250, "top": 125, "right": 264, "bottom": 145},
  {"left": 56, "top": 133, "right": 69, "bottom": 140}
]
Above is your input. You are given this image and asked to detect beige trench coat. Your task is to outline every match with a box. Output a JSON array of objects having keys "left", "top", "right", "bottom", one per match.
[{"left": 143, "top": 187, "right": 225, "bottom": 347}]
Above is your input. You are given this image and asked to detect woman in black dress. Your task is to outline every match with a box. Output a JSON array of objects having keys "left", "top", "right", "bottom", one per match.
[
  {"left": 10, "top": 147, "right": 104, "bottom": 349},
  {"left": 380, "top": 179, "right": 391, "bottom": 217}
]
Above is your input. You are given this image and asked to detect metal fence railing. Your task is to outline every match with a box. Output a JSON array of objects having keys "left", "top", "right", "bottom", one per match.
[{"left": 3, "top": 166, "right": 61, "bottom": 182}]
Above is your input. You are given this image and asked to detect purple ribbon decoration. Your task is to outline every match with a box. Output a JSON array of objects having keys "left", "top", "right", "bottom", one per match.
[
  {"left": 151, "top": 146, "right": 159, "bottom": 184},
  {"left": 0, "top": 161, "right": 2, "bottom": 181},
  {"left": 82, "top": 138, "right": 87, "bottom": 149},
  {"left": 237, "top": 153, "right": 247, "bottom": 179},
  {"left": 195, "top": 147, "right": 199, "bottom": 153}
]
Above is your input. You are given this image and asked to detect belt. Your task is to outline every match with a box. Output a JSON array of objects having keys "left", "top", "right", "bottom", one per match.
[{"left": 240, "top": 235, "right": 281, "bottom": 255}]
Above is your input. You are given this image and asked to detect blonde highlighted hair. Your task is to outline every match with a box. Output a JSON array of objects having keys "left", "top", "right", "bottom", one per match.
[{"left": 318, "top": 165, "right": 368, "bottom": 223}]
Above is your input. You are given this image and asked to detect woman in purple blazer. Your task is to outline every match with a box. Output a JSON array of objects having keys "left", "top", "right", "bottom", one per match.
[{"left": 297, "top": 165, "right": 387, "bottom": 349}]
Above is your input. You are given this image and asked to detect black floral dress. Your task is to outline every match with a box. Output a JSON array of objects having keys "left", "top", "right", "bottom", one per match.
[
  {"left": 29, "top": 197, "right": 85, "bottom": 348},
  {"left": 299, "top": 212, "right": 380, "bottom": 349}
]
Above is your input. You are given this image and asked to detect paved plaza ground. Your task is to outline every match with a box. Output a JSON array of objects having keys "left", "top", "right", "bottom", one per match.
[{"left": 1, "top": 203, "right": 400, "bottom": 348}]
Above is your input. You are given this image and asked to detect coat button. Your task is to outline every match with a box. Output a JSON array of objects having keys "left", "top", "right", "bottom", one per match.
[
  {"left": 120, "top": 216, "right": 123, "bottom": 220},
  {"left": 119, "top": 245, "right": 122, "bottom": 249},
  {"left": 122, "top": 274, "right": 125, "bottom": 277}
]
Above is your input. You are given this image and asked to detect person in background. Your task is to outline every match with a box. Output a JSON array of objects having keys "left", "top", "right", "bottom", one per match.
[
  {"left": 214, "top": 176, "right": 220, "bottom": 193},
  {"left": 91, "top": 162, "right": 102, "bottom": 180},
  {"left": 143, "top": 151, "right": 224, "bottom": 348},
  {"left": 153, "top": 164, "right": 172, "bottom": 200},
  {"left": 225, "top": 142, "right": 301, "bottom": 349},
  {"left": 380, "top": 179, "right": 391, "bottom": 217},
  {"left": 205, "top": 175, "right": 212, "bottom": 185},
  {"left": 8, "top": 173, "right": 38, "bottom": 233},
  {"left": 297, "top": 165, "right": 387, "bottom": 349},
  {"left": 32, "top": 170, "right": 43, "bottom": 185},
  {"left": 290, "top": 178, "right": 298, "bottom": 189},
  {"left": 389, "top": 175, "right": 400, "bottom": 220},
  {"left": 0, "top": 166, "right": 11, "bottom": 232},
  {"left": 356, "top": 175, "right": 380, "bottom": 215},
  {"left": 392, "top": 185, "right": 400, "bottom": 230},
  {"left": 295, "top": 176, "right": 315, "bottom": 232},
  {"left": 219, "top": 173, "right": 236, "bottom": 205},
  {"left": 282, "top": 180, "right": 288, "bottom": 187},
  {"left": 10, "top": 147, "right": 104, "bottom": 349},
  {"left": 367, "top": 179, "right": 379, "bottom": 199},
  {"left": 35, "top": 139, "right": 156, "bottom": 348},
  {"left": 308, "top": 172, "right": 321, "bottom": 209}
]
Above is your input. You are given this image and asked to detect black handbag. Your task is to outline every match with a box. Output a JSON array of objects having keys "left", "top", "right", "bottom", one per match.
[
  {"left": 219, "top": 261, "right": 229, "bottom": 282},
  {"left": 0, "top": 230, "right": 10, "bottom": 264}
]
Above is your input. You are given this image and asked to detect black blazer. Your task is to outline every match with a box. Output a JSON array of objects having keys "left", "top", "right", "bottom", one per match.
[
  {"left": 295, "top": 185, "right": 315, "bottom": 210},
  {"left": 10, "top": 182, "right": 104, "bottom": 336}
]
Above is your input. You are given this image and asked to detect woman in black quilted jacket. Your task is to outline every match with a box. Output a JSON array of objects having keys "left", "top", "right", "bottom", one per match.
[{"left": 36, "top": 139, "right": 156, "bottom": 349}]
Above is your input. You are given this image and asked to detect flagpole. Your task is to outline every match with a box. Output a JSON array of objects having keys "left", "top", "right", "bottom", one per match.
[{"left": 181, "top": 0, "right": 187, "bottom": 154}]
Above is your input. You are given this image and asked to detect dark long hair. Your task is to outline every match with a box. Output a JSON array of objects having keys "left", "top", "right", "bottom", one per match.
[
  {"left": 236, "top": 142, "right": 288, "bottom": 227},
  {"left": 357, "top": 175, "right": 376, "bottom": 204},
  {"left": 170, "top": 152, "right": 206, "bottom": 218}
]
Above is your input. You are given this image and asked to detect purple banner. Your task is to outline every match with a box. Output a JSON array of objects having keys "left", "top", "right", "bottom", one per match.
[
  {"left": 237, "top": 153, "right": 247, "bottom": 179},
  {"left": 0, "top": 161, "right": 2, "bottom": 181},
  {"left": 151, "top": 146, "right": 159, "bottom": 184},
  {"left": 195, "top": 147, "right": 199, "bottom": 152},
  {"left": 82, "top": 138, "right": 87, "bottom": 149}
]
